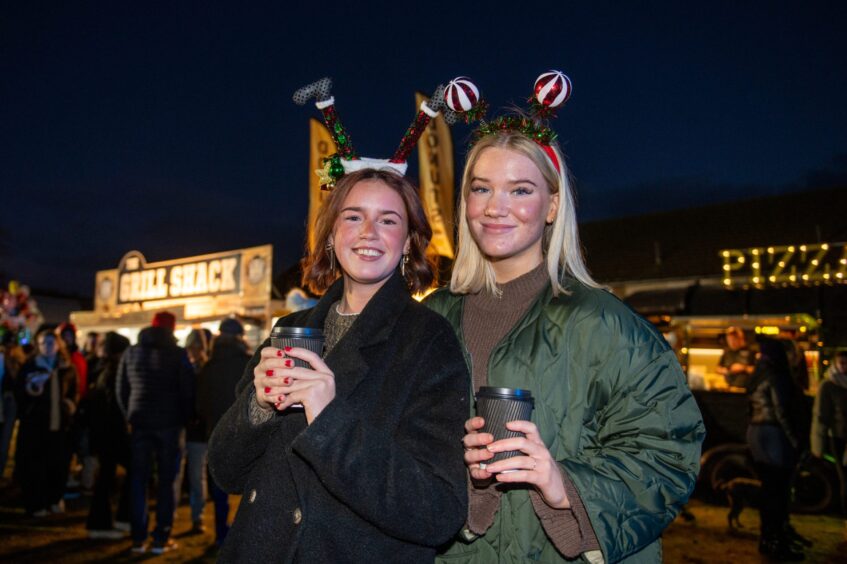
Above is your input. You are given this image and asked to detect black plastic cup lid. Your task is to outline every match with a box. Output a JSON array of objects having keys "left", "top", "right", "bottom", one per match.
[
  {"left": 271, "top": 326, "right": 325, "bottom": 338},
  {"left": 476, "top": 386, "right": 533, "bottom": 400}
]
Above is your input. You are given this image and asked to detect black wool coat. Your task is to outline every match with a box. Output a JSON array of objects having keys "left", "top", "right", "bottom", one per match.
[
  {"left": 196, "top": 336, "right": 250, "bottom": 441},
  {"left": 208, "top": 273, "right": 469, "bottom": 563}
]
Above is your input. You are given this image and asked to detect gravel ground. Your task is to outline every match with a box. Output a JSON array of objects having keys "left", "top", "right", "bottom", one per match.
[
  {"left": 664, "top": 498, "right": 847, "bottom": 563},
  {"left": 1, "top": 478, "right": 845, "bottom": 562}
]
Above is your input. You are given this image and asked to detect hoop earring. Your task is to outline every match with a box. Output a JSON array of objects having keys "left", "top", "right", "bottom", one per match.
[
  {"left": 401, "top": 253, "right": 409, "bottom": 277},
  {"left": 326, "top": 241, "right": 335, "bottom": 273}
]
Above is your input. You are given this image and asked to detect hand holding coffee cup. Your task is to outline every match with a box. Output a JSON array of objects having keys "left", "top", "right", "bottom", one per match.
[
  {"left": 254, "top": 327, "right": 326, "bottom": 410},
  {"left": 462, "top": 387, "right": 534, "bottom": 478},
  {"left": 270, "top": 327, "right": 326, "bottom": 410},
  {"left": 475, "top": 387, "right": 535, "bottom": 463},
  {"left": 270, "top": 327, "right": 326, "bottom": 368},
  {"left": 253, "top": 327, "right": 336, "bottom": 424},
  {"left": 272, "top": 346, "right": 336, "bottom": 424},
  {"left": 462, "top": 387, "right": 571, "bottom": 508}
]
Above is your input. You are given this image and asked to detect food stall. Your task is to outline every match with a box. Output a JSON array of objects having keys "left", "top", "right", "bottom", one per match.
[
  {"left": 70, "top": 245, "right": 285, "bottom": 347},
  {"left": 623, "top": 240, "right": 846, "bottom": 511},
  {"left": 628, "top": 240, "right": 847, "bottom": 392},
  {"left": 676, "top": 314, "right": 819, "bottom": 392}
]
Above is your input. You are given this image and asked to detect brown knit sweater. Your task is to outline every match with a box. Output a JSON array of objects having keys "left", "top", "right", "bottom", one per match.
[{"left": 462, "top": 263, "right": 600, "bottom": 557}]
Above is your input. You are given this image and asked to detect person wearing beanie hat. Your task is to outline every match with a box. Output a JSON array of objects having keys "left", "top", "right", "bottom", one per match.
[
  {"left": 196, "top": 320, "right": 250, "bottom": 546},
  {"left": 117, "top": 312, "right": 194, "bottom": 554},
  {"left": 151, "top": 312, "right": 177, "bottom": 333},
  {"left": 180, "top": 328, "right": 209, "bottom": 535},
  {"left": 218, "top": 318, "right": 244, "bottom": 337}
]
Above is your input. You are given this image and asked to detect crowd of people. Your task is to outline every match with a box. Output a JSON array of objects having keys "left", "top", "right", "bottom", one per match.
[
  {"left": 2, "top": 73, "right": 846, "bottom": 563},
  {"left": 0, "top": 313, "right": 251, "bottom": 555}
]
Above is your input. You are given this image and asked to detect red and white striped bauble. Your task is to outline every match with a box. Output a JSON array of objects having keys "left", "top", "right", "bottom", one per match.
[
  {"left": 444, "top": 77, "right": 480, "bottom": 112},
  {"left": 534, "top": 71, "right": 572, "bottom": 108}
]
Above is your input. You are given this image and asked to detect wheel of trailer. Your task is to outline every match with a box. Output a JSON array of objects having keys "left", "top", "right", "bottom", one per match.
[{"left": 792, "top": 457, "right": 834, "bottom": 514}]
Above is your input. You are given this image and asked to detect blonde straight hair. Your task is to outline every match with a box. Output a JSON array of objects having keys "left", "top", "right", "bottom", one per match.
[{"left": 450, "top": 131, "right": 601, "bottom": 296}]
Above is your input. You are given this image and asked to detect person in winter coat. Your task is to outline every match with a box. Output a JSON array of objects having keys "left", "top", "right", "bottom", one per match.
[
  {"left": 15, "top": 328, "right": 78, "bottom": 516},
  {"left": 56, "top": 321, "right": 95, "bottom": 492},
  {"left": 426, "top": 127, "right": 705, "bottom": 563},
  {"left": 208, "top": 169, "right": 469, "bottom": 563},
  {"left": 178, "top": 328, "right": 210, "bottom": 535},
  {"left": 195, "top": 317, "right": 250, "bottom": 546},
  {"left": 116, "top": 312, "right": 194, "bottom": 554},
  {"left": 745, "top": 337, "right": 805, "bottom": 561},
  {"left": 812, "top": 350, "right": 847, "bottom": 519},
  {"left": 0, "top": 333, "right": 26, "bottom": 480},
  {"left": 86, "top": 331, "right": 131, "bottom": 538}
]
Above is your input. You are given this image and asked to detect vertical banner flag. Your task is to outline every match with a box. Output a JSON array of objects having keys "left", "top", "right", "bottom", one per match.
[
  {"left": 415, "top": 92, "right": 455, "bottom": 259},
  {"left": 308, "top": 118, "right": 336, "bottom": 252}
]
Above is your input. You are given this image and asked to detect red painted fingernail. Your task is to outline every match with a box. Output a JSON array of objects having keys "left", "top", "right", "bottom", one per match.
[
  {"left": 278, "top": 395, "right": 285, "bottom": 402},
  {"left": 284, "top": 346, "right": 292, "bottom": 352},
  {"left": 266, "top": 370, "right": 274, "bottom": 377},
  {"left": 264, "top": 387, "right": 271, "bottom": 394},
  {"left": 276, "top": 350, "right": 283, "bottom": 357},
  {"left": 284, "top": 359, "right": 293, "bottom": 368},
  {"left": 283, "top": 377, "right": 291, "bottom": 385}
]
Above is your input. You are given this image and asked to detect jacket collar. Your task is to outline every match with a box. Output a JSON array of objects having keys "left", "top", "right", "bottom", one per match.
[
  {"left": 303, "top": 271, "right": 412, "bottom": 398},
  {"left": 139, "top": 326, "right": 178, "bottom": 348}
]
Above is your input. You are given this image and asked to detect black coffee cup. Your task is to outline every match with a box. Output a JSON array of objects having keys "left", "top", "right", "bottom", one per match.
[
  {"left": 475, "top": 387, "right": 534, "bottom": 463},
  {"left": 270, "top": 326, "right": 325, "bottom": 368}
]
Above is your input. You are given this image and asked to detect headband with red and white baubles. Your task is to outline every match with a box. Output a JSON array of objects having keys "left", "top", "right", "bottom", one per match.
[{"left": 443, "top": 70, "right": 573, "bottom": 173}]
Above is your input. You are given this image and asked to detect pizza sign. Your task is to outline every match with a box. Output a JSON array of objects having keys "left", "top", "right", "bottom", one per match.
[{"left": 720, "top": 242, "right": 847, "bottom": 288}]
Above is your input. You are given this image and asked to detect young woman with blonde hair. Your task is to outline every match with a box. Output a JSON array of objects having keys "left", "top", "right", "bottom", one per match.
[{"left": 429, "top": 126, "right": 705, "bottom": 563}]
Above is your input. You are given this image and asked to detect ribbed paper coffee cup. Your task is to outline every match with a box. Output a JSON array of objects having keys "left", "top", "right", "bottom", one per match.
[
  {"left": 476, "top": 387, "right": 534, "bottom": 463},
  {"left": 270, "top": 326, "right": 325, "bottom": 368}
]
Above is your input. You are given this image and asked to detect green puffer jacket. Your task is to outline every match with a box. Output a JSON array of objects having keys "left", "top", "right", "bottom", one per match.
[{"left": 427, "top": 280, "right": 705, "bottom": 563}]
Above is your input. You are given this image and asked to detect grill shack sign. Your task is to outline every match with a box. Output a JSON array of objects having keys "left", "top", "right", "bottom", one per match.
[
  {"left": 720, "top": 241, "right": 847, "bottom": 288},
  {"left": 90, "top": 246, "right": 273, "bottom": 316},
  {"left": 118, "top": 252, "right": 240, "bottom": 304}
]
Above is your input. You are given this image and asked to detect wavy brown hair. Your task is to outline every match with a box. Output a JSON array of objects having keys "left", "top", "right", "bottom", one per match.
[{"left": 302, "top": 169, "right": 435, "bottom": 295}]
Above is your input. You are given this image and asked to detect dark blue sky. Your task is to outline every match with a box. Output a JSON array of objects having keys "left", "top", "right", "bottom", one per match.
[{"left": 2, "top": 1, "right": 846, "bottom": 296}]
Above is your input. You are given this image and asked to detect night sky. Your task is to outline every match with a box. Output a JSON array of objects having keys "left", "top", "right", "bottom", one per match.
[{"left": 2, "top": 1, "right": 846, "bottom": 297}]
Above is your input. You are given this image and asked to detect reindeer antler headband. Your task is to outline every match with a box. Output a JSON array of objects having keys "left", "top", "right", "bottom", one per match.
[
  {"left": 443, "top": 70, "right": 573, "bottom": 174},
  {"left": 293, "top": 78, "right": 460, "bottom": 190}
]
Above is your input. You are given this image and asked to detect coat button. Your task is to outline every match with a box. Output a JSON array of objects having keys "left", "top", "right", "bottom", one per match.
[
  {"left": 248, "top": 489, "right": 257, "bottom": 503},
  {"left": 293, "top": 507, "right": 302, "bottom": 525}
]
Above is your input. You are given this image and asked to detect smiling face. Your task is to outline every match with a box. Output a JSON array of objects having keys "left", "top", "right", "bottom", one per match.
[
  {"left": 466, "top": 147, "right": 559, "bottom": 282},
  {"left": 331, "top": 178, "right": 410, "bottom": 301}
]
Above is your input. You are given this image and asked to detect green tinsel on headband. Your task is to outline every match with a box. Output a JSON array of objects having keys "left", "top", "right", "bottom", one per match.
[{"left": 470, "top": 115, "right": 557, "bottom": 147}]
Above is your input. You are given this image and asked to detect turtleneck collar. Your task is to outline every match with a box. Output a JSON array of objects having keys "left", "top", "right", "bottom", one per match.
[{"left": 468, "top": 262, "right": 549, "bottom": 312}]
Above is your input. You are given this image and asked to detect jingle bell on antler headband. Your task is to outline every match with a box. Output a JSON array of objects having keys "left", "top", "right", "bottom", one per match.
[
  {"left": 293, "top": 77, "right": 460, "bottom": 190},
  {"left": 442, "top": 70, "right": 573, "bottom": 174}
]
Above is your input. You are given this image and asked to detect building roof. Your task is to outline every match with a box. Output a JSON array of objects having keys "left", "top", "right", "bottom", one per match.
[{"left": 580, "top": 187, "right": 847, "bottom": 283}]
